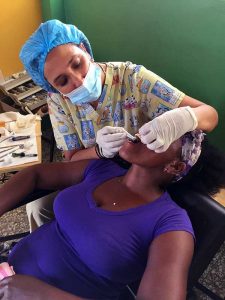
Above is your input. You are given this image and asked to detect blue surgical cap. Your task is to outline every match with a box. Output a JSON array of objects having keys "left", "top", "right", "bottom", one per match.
[{"left": 19, "top": 19, "right": 93, "bottom": 93}]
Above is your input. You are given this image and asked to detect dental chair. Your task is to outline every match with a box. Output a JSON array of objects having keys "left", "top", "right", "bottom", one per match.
[
  {"left": 0, "top": 189, "right": 55, "bottom": 248},
  {"left": 169, "top": 186, "right": 225, "bottom": 300},
  {"left": 1, "top": 187, "right": 225, "bottom": 300},
  {"left": 120, "top": 185, "right": 225, "bottom": 300}
]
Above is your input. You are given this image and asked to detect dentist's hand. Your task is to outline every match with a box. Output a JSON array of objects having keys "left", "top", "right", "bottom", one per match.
[
  {"left": 139, "top": 106, "right": 198, "bottom": 153},
  {"left": 96, "top": 126, "right": 127, "bottom": 158}
]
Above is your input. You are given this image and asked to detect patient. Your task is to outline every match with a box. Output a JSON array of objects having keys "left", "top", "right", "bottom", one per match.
[{"left": 0, "top": 130, "right": 224, "bottom": 300}]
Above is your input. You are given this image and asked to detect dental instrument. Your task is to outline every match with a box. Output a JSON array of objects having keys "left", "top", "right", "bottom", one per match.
[{"left": 126, "top": 132, "right": 141, "bottom": 143}]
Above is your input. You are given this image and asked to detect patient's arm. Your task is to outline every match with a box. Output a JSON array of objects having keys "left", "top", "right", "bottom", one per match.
[
  {"left": 0, "top": 274, "right": 89, "bottom": 300},
  {"left": 0, "top": 160, "right": 89, "bottom": 216},
  {"left": 137, "top": 231, "right": 194, "bottom": 300}
]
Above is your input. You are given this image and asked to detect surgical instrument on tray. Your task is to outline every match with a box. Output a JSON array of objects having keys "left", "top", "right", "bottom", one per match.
[
  {"left": 0, "top": 135, "right": 30, "bottom": 144},
  {"left": 12, "top": 152, "right": 37, "bottom": 158},
  {"left": 0, "top": 147, "right": 20, "bottom": 159}
]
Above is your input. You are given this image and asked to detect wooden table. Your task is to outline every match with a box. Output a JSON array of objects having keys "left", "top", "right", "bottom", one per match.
[{"left": 0, "top": 120, "right": 42, "bottom": 173}]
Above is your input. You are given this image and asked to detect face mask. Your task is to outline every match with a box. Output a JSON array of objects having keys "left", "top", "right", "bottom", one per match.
[{"left": 63, "top": 63, "right": 102, "bottom": 105}]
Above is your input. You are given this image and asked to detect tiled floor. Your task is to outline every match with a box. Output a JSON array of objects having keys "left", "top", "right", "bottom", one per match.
[
  {"left": 0, "top": 134, "right": 225, "bottom": 299},
  {"left": 214, "top": 189, "right": 225, "bottom": 207}
]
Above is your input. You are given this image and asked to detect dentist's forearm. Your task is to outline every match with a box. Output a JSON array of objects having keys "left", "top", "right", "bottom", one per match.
[
  {"left": 192, "top": 105, "right": 218, "bottom": 132},
  {"left": 179, "top": 95, "right": 218, "bottom": 132}
]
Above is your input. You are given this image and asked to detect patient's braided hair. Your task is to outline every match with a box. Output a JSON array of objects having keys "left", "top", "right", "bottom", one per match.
[
  {"left": 112, "top": 134, "right": 225, "bottom": 197},
  {"left": 171, "top": 137, "right": 225, "bottom": 196}
]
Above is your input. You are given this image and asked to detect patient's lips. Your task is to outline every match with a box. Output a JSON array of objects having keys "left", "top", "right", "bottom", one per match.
[{"left": 133, "top": 134, "right": 141, "bottom": 143}]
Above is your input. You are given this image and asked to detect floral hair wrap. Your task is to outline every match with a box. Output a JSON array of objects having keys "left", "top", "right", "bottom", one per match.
[{"left": 175, "top": 129, "right": 205, "bottom": 181}]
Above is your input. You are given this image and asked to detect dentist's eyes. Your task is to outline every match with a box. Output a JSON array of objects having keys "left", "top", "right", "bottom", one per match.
[
  {"left": 72, "top": 63, "right": 80, "bottom": 69},
  {"left": 71, "top": 58, "right": 81, "bottom": 69},
  {"left": 58, "top": 76, "right": 68, "bottom": 87}
]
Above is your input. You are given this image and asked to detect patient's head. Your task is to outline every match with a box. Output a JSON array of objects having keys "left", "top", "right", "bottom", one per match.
[
  {"left": 119, "top": 130, "right": 204, "bottom": 182},
  {"left": 172, "top": 137, "right": 225, "bottom": 196},
  {"left": 118, "top": 129, "right": 225, "bottom": 196}
]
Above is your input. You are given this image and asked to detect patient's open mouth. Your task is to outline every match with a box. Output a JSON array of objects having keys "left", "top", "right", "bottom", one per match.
[{"left": 126, "top": 133, "right": 141, "bottom": 144}]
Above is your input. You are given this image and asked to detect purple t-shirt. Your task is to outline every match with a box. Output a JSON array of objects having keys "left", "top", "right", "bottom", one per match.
[{"left": 9, "top": 160, "right": 194, "bottom": 299}]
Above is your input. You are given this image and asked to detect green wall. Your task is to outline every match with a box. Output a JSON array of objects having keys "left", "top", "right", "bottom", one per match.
[
  {"left": 41, "top": 0, "right": 65, "bottom": 22},
  {"left": 43, "top": 0, "right": 225, "bottom": 150}
]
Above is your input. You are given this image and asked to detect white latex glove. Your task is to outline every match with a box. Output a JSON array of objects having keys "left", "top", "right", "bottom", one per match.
[
  {"left": 96, "top": 126, "right": 127, "bottom": 158},
  {"left": 139, "top": 106, "right": 198, "bottom": 153}
]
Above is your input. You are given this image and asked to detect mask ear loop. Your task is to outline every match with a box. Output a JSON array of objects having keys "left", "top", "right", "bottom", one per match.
[{"left": 97, "top": 63, "right": 106, "bottom": 75}]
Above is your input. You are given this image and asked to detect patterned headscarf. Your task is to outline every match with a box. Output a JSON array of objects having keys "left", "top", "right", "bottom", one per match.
[
  {"left": 175, "top": 129, "right": 205, "bottom": 181},
  {"left": 19, "top": 19, "right": 93, "bottom": 93}
]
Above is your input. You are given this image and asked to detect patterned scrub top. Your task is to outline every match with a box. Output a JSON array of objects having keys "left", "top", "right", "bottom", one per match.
[{"left": 47, "top": 61, "right": 185, "bottom": 151}]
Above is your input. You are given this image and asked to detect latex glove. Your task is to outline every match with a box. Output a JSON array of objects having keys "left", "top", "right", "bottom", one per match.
[
  {"left": 139, "top": 106, "right": 198, "bottom": 153},
  {"left": 96, "top": 126, "right": 127, "bottom": 158}
]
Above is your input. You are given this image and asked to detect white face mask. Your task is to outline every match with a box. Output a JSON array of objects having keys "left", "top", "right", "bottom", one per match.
[{"left": 63, "top": 63, "right": 102, "bottom": 104}]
